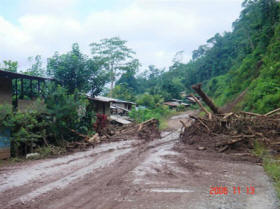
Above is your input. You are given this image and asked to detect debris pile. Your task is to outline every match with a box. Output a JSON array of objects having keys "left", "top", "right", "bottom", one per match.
[
  {"left": 67, "top": 118, "right": 160, "bottom": 152},
  {"left": 110, "top": 118, "right": 160, "bottom": 141},
  {"left": 180, "top": 111, "right": 280, "bottom": 153},
  {"left": 180, "top": 84, "right": 280, "bottom": 154}
]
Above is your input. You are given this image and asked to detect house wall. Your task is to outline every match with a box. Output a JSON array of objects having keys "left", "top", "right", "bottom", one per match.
[
  {"left": 0, "top": 128, "right": 10, "bottom": 159},
  {"left": 114, "top": 102, "right": 125, "bottom": 109},
  {"left": 0, "top": 77, "right": 12, "bottom": 106},
  {"left": 113, "top": 102, "right": 133, "bottom": 110},
  {"left": 93, "top": 101, "right": 110, "bottom": 115}
]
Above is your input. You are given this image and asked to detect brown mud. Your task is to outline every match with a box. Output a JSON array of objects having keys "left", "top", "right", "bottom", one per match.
[{"left": 0, "top": 112, "right": 278, "bottom": 209}]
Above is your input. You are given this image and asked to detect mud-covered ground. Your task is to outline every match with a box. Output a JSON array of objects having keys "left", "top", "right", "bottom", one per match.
[{"left": 0, "top": 112, "right": 278, "bottom": 209}]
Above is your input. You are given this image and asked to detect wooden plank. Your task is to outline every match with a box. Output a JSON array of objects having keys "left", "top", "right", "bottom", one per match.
[{"left": 0, "top": 148, "right": 10, "bottom": 159}]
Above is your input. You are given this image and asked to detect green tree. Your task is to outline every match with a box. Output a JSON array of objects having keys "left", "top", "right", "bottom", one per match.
[
  {"left": 111, "top": 84, "right": 135, "bottom": 102},
  {"left": 90, "top": 37, "right": 139, "bottom": 96},
  {"left": 1, "top": 60, "right": 18, "bottom": 72},
  {"left": 26, "top": 55, "right": 45, "bottom": 76},
  {"left": 47, "top": 43, "right": 108, "bottom": 95},
  {"left": 116, "top": 59, "right": 140, "bottom": 93}
]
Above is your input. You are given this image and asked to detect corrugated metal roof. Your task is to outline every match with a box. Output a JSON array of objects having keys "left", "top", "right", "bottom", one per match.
[
  {"left": 0, "top": 70, "right": 54, "bottom": 81},
  {"left": 88, "top": 95, "right": 136, "bottom": 105},
  {"left": 92, "top": 96, "right": 115, "bottom": 102},
  {"left": 164, "top": 102, "right": 180, "bottom": 107},
  {"left": 110, "top": 115, "right": 131, "bottom": 125}
]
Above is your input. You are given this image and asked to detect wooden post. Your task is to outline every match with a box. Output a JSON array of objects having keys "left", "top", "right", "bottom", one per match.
[
  {"left": 192, "top": 83, "right": 221, "bottom": 114},
  {"left": 20, "top": 78, "right": 24, "bottom": 99},
  {"left": 30, "top": 79, "right": 33, "bottom": 98},
  {"left": 15, "top": 79, "right": 18, "bottom": 109},
  {"left": 38, "top": 80, "right": 40, "bottom": 96}
]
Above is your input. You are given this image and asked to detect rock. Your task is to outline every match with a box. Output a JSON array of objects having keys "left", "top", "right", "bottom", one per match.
[
  {"left": 26, "top": 153, "right": 40, "bottom": 159},
  {"left": 197, "top": 146, "right": 206, "bottom": 151}
]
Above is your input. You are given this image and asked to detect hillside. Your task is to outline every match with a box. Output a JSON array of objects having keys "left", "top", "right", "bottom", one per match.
[{"left": 128, "top": 0, "right": 280, "bottom": 114}]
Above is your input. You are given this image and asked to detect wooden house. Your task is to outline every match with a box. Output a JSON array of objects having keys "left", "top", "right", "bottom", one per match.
[{"left": 0, "top": 70, "right": 53, "bottom": 159}]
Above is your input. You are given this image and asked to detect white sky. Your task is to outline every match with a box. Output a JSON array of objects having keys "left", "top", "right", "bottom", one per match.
[{"left": 0, "top": 0, "right": 243, "bottom": 71}]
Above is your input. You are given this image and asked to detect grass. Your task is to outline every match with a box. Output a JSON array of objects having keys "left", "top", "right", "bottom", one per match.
[
  {"left": 159, "top": 118, "right": 168, "bottom": 130},
  {"left": 158, "top": 110, "right": 179, "bottom": 130},
  {"left": 158, "top": 110, "right": 190, "bottom": 131},
  {"left": 35, "top": 145, "right": 66, "bottom": 158},
  {"left": 253, "top": 141, "right": 280, "bottom": 199}
]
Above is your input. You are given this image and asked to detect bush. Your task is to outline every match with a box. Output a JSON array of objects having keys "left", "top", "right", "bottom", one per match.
[
  {"left": 35, "top": 145, "right": 66, "bottom": 158},
  {"left": 176, "top": 105, "right": 186, "bottom": 112},
  {"left": 129, "top": 104, "right": 174, "bottom": 130},
  {"left": 0, "top": 85, "right": 95, "bottom": 157},
  {"left": 44, "top": 85, "right": 90, "bottom": 144},
  {"left": 136, "top": 93, "right": 163, "bottom": 109},
  {"left": 0, "top": 104, "right": 13, "bottom": 128}
]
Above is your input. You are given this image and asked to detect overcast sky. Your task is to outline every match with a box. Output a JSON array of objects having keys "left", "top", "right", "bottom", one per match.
[{"left": 0, "top": 0, "right": 243, "bottom": 71}]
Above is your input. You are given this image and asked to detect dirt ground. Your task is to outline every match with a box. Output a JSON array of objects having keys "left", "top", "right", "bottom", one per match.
[{"left": 0, "top": 112, "right": 279, "bottom": 209}]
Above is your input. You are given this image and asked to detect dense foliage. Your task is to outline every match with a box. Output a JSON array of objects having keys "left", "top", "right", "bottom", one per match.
[
  {"left": 90, "top": 37, "right": 140, "bottom": 96},
  {"left": 47, "top": 43, "right": 108, "bottom": 96},
  {"left": 0, "top": 85, "right": 94, "bottom": 157},
  {"left": 115, "top": 0, "right": 280, "bottom": 113}
]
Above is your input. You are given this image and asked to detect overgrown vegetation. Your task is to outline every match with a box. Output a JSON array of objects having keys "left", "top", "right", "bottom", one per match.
[
  {"left": 128, "top": 94, "right": 174, "bottom": 130},
  {"left": 0, "top": 84, "right": 95, "bottom": 157}
]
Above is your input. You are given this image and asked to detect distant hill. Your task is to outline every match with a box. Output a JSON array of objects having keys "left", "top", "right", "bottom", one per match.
[{"left": 132, "top": 0, "right": 280, "bottom": 114}]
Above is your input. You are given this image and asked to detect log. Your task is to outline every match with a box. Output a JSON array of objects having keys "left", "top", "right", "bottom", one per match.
[
  {"left": 180, "top": 120, "right": 188, "bottom": 128},
  {"left": 192, "top": 84, "right": 221, "bottom": 114},
  {"left": 223, "top": 112, "right": 234, "bottom": 119},
  {"left": 189, "top": 115, "right": 210, "bottom": 131},
  {"left": 190, "top": 93, "right": 212, "bottom": 119},
  {"left": 265, "top": 107, "right": 280, "bottom": 116},
  {"left": 216, "top": 138, "right": 244, "bottom": 147},
  {"left": 216, "top": 135, "right": 255, "bottom": 147},
  {"left": 218, "top": 145, "right": 229, "bottom": 153},
  {"left": 240, "top": 111, "right": 263, "bottom": 117}
]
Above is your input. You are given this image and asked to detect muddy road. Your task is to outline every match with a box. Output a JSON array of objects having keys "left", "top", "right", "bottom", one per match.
[{"left": 0, "top": 112, "right": 278, "bottom": 209}]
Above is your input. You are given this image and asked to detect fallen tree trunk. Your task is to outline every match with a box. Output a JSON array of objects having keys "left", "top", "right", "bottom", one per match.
[
  {"left": 192, "top": 83, "right": 221, "bottom": 114},
  {"left": 190, "top": 93, "right": 212, "bottom": 119}
]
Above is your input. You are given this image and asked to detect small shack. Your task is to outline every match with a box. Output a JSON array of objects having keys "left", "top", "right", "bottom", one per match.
[
  {"left": 164, "top": 99, "right": 190, "bottom": 110},
  {"left": 0, "top": 70, "right": 53, "bottom": 159},
  {"left": 88, "top": 96, "right": 113, "bottom": 115},
  {"left": 112, "top": 99, "right": 135, "bottom": 111},
  {"left": 88, "top": 96, "right": 136, "bottom": 116},
  {"left": 0, "top": 70, "right": 53, "bottom": 110}
]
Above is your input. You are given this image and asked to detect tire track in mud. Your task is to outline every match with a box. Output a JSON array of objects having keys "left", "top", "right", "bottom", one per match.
[
  {"left": 5, "top": 131, "right": 179, "bottom": 209},
  {"left": 0, "top": 140, "right": 139, "bottom": 208}
]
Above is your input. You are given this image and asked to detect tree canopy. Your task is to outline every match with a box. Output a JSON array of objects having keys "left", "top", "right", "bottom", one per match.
[
  {"left": 90, "top": 37, "right": 140, "bottom": 96},
  {"left": 47, "top": 43, "right": 108, "bottom": 96}
]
